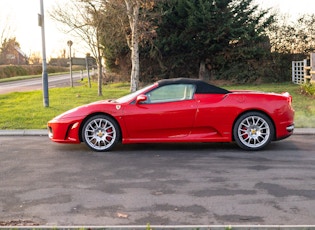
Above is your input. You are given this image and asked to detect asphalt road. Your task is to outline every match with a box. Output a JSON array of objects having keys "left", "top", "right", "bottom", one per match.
[
  {"left": 0, "top": 72, "right": 84, "bottom": 94},
  {"left": 0, "top": 135, "right": 315, "bottom": 226}
]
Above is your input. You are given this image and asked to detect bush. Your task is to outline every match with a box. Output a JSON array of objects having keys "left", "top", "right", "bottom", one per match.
[
  {"left": 0, "top": 65, "right": 69, "bottom": 79},
  {"left": 300, "top": 83, "right": 315, "bottom": 96}
]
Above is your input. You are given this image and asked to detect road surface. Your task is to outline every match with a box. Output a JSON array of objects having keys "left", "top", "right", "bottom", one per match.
[
  {"left": 0, "top": 135, "right": 315, "bottom": 226},
  {"left": 0, "top": 72, "right": 84, "bottom": 94}
]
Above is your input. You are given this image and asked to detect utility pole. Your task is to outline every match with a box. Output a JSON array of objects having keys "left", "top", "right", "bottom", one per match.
[{"left": 39, "top": 0, "right": 49, "bottom": 107}]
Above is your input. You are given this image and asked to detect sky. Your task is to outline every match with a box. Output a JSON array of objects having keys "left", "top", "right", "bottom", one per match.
[
  {"left": 0, "top": 0, "right": 315, "bottom": 59},
  {"left": 0, "top": 0, "right": 77, "bottom": 58}
]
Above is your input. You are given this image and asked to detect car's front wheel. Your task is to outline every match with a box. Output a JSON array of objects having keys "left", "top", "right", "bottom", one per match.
[
  {"left": 233, "top": 112, "right": 274, "bottom": 151},
  {"left": 81, "top": 115, "right": 120, "bottom": 152}
]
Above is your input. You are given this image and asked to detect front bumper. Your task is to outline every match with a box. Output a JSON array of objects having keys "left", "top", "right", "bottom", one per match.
[{"left": 48, "top": 119, "right": 82, "bottom": 144}]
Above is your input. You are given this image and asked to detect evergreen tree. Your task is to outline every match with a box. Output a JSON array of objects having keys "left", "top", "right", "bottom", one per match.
[{"left": 153, "top": 0, "right": 274, "bottom": 81}]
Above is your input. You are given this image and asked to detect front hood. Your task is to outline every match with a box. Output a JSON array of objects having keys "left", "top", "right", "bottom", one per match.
[
  {"left": 52, "top": 99, "right": 117, "bottom": 120},
  {"left": 89, "top": 99, "right": 116, "bottom": 105}
]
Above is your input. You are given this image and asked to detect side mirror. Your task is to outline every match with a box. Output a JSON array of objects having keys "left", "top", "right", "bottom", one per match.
[{"left": 136, "top": 94, "right": 147, "bottom": 104}]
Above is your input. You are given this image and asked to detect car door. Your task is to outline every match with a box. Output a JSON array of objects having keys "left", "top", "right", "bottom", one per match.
[{"left": 122, "top": 84, "right": 198, "bottom": 141}]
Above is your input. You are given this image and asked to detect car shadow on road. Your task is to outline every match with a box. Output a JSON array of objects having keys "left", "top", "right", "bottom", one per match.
[
  {"left": 114, "top": 142, "right": 239, "bottom": 152},
  {"left": 50, "top": 136, "right": 301, "bottom": 158}
]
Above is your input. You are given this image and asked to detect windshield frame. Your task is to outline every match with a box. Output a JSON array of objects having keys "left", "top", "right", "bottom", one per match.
[{"left": 115, "top": 83, "right": 157, "bottom": 104}]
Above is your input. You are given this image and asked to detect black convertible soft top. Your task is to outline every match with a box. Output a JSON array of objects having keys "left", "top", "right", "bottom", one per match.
[{"left": 157, "top": 78, "right": 230, "bottom": 94}]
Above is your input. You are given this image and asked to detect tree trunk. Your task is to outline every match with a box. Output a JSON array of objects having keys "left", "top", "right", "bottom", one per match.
[
  {"left": 198, "top": 60, "right": 211, "bottom": 80},
  {"left": 96, "top": 33, "right": 103, "bottom": 96},
  {"left": 97, "top": 55, "right": 103, "bottom": 96},
  {"left": 125, "top": 0, "right": 140, "bottom": 92},
  {"left": 199, "top": 60, "right": 206, "bottom": 80},
  {"left": 130, "top": 35, "right": 139, "bottom": 92}
]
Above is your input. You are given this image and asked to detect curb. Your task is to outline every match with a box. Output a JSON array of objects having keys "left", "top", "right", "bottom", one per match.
[
  {"left": 292, "top": 128, "right": 315, "bottom": 135},
  {"left": 0, "top": 129, "right": 47, "bottom": 136},
  {"left": 0, "top": 129, "right": 314, "bottom": 136},
  {"left": 1, "top": 225, "right": 314, "bottom": 230}
]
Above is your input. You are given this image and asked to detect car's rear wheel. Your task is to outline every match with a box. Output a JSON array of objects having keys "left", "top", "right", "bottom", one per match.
[
  {"left": 82, "top": 115, "right": 120, "bottom": 152},
  {"left": 233, "top": 112, "right": 274, "bottom": 151}
]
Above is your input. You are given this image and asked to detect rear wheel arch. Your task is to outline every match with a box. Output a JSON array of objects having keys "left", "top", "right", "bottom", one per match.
[
  {"left": 232, "top": 110, "right": 276, "bottom": 150},
  {"left": 232, "top": 110, "right": 276, "bottom": 139}
]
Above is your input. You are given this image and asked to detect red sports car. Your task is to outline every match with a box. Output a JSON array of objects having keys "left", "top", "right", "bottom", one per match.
[{"left": 48, "top": 78, "right": 294, "bottom": 151}]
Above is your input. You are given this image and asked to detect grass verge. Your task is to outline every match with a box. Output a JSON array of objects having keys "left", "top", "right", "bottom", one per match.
[
  {"left": 0, "top": 81, "right": 314, "bottom": 129},
  {"left": 0, "top": 81, "right": 129, "bottom": 129}
]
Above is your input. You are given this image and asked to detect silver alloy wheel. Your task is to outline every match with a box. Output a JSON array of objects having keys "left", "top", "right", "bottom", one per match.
[
  {"left": 237, "top": 115, "right": 270, "bottom": 149},
  {"left": 83, "top": 116, "right": 117, "bottom": 151}
]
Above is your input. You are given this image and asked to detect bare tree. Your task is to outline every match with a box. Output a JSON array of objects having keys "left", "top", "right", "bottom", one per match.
[
  {"left": 0, "top": 15, "right": 15, "bottom": 64},
  {"left": 99, "top": 0, "right": 143, "bottom": 91},
  {"left": 50, "top": 0, "right": 105, "bottom": 96},
  {"left": 268, "top": 14, "right": 298, "bottom": 53},
  {"left": 123, "top": 0, "right": 157, "bottom": 91},
  {"left": 51, "top": 0, "right": 158, "bottom": 92},
  {"left": 0, "top": 15, "right": 14, "bottom": 46},
  {"left": 103, "top": 0, "right": 156, "bottom": 91},
  {"left": 268, "top": 13, "right": 315, "bottom": 54},
  {"left": 295, "top": 14, "right": 315, "bottom": 54}
]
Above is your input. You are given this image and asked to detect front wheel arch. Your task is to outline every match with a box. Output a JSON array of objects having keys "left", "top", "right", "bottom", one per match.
[{"left": 79, "top": 113, "right": 122, "bottom": 144}]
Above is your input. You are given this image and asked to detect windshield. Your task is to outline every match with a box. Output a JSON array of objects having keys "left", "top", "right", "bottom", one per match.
[{"left": 115, "top": 83, "right": 156, "bottom": 103}]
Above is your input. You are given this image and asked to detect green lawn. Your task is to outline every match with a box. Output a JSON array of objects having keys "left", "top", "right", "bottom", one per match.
[
  {"left": 0, "top": 81, "right": 314, "bottom": 129},
  {"left": 0, "top": 81, "right": 130, "bottom": 129}
]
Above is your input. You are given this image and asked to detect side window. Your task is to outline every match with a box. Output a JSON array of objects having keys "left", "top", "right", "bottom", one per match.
[{"left": 146, "top": 84, "right": 195, "bottom": 103}]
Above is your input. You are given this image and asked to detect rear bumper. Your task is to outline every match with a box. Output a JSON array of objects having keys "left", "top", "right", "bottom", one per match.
[
  {"left": 275, "top": 123, "right": 294, "bottom": 141},
  {"left": 286, "top": 124, "right": 295, "bottom": 132}
]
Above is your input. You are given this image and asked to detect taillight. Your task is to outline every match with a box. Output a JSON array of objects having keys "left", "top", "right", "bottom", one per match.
[
  {"left": 288, "top": 95, "right": 292, "bottom": 106},
  {"left": 282, "top": 92, "right": 292, "bottom": 106}
]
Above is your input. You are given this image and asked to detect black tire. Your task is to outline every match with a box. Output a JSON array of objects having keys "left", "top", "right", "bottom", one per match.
[
  {"left": 233, "top": 112, "right": 274, "bottom": 151},
  {"left": 81, "top": 115, "right": 120, "bottom": 152}
]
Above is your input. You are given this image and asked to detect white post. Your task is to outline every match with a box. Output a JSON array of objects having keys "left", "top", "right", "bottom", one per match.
[{"left": 292, "top": 61, "right": 294, "bottom": 84}]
